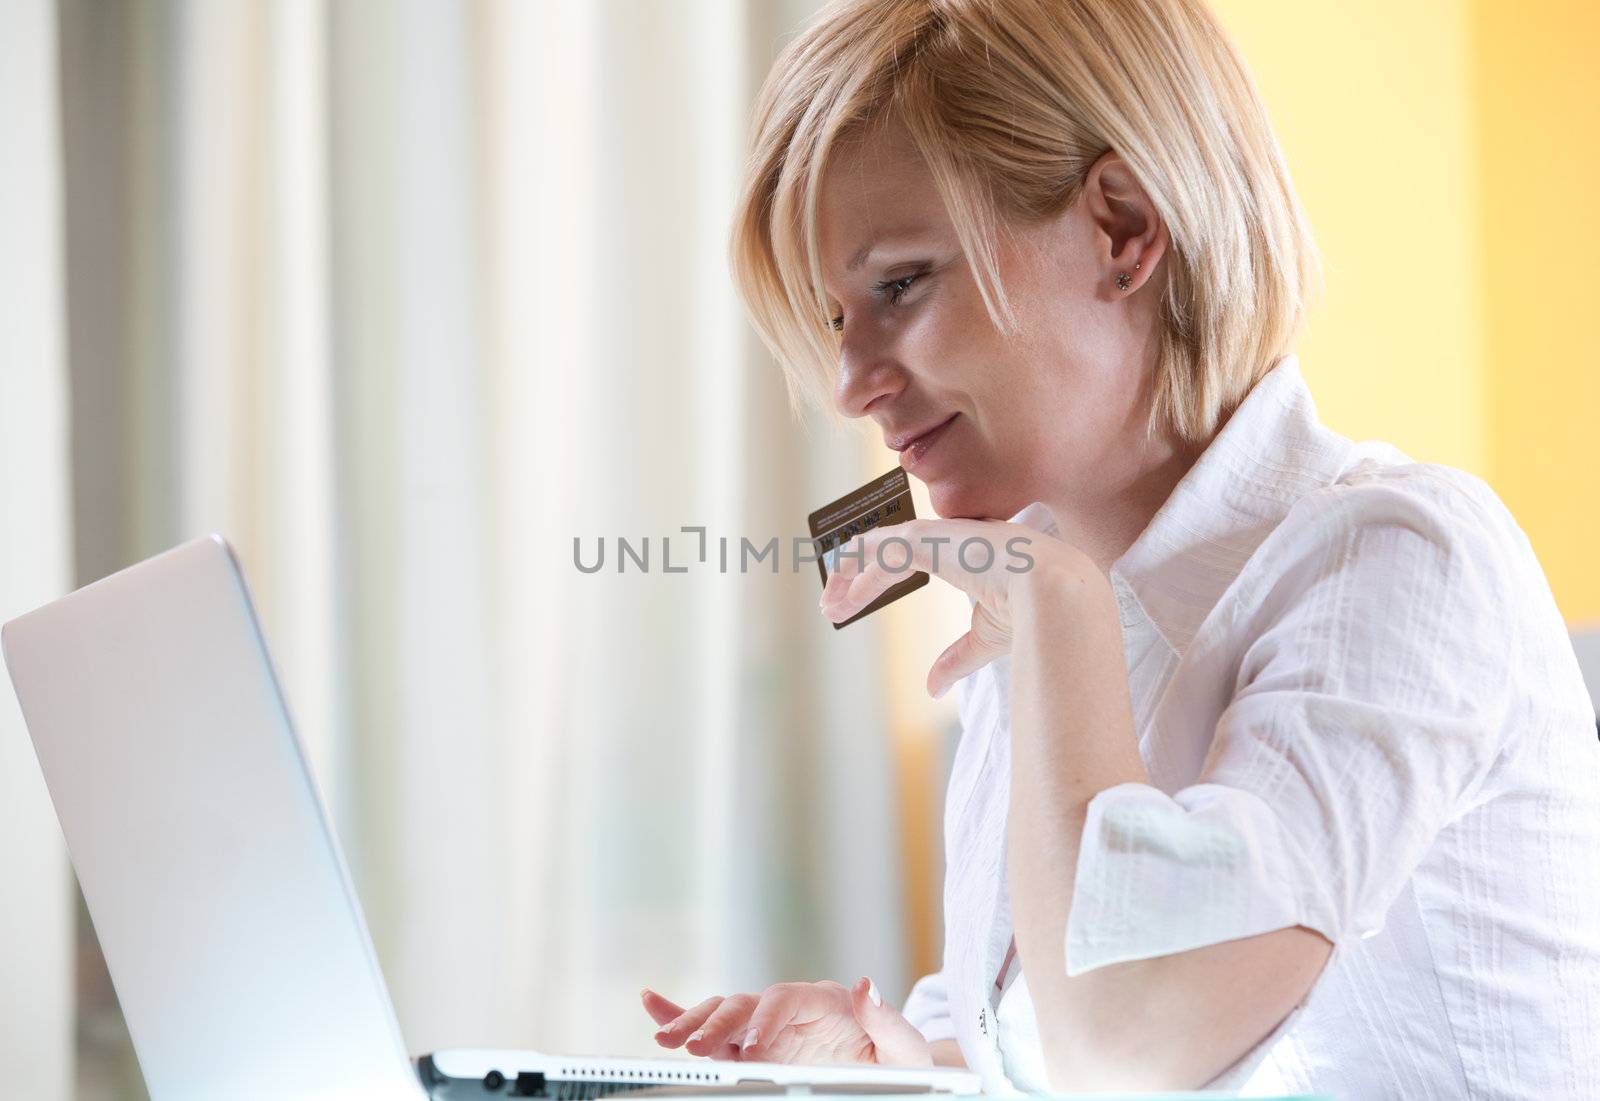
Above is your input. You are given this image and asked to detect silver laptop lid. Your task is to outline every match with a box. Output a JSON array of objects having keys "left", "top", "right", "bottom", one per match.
[{"left": 3, "top": 535, "right": 426, "bottom": 1101}]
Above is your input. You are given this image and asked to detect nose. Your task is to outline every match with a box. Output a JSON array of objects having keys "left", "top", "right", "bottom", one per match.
[{"left": 833, "top": 330, "right": 906, "bottom": 419}]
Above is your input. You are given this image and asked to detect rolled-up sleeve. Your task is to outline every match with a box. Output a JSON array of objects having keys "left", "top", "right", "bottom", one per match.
[
  {"left": 1066, "top": 476, "right": 1516, "bottom": 976},
  {"left": 901, "top": 969, "right": 957, "bottom": 1044}
]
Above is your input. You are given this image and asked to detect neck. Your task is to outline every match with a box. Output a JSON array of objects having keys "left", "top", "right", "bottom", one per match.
[{"left": 1043, "top": 431, "right": 1203, "bottom": 575}]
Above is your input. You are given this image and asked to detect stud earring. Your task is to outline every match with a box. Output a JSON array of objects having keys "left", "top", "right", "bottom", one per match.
[{"left": 1116, "top": 260, "right": 1142, "bottom": 292}]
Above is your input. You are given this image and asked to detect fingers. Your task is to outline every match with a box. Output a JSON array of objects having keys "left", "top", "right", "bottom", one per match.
[
  {"left": 820, "top": 556, "right": 905, "bottom": 623},
  {"left": 849, "top": 977, "right": 933, "bottom": 1068},
  {"left": 927, "top": 631, "right": 985, "bottom": 701},
  {"left": 652, "top": 995, "right": 723, "bottom": 1050},
  {"left": 686, "top": 993, "right": 759, "bottom": 1059},
  {"left": 927, "top": 605, "right": 1011, "bottom": 700},
  {"left": 821, "top": 518, "right": 1032, "bottom": 623},
  {"left": 640, "top": 988, "right": 685, "bottom": 1027},
  {"left": 820, "top": 526, "right": 923, "bottom": 623},
  {"left": 739, "top": 981, "right": 845, "bottom": 1062}
]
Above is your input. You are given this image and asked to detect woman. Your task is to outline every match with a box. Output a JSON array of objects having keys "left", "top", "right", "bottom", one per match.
[{"left": 641, "top": 0, "right": 1600, "bottom": 1093}]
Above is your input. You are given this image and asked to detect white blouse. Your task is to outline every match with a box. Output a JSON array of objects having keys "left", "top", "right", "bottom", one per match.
[{"left": 900, "top": 355, "right": 1600, "bottom": 1097}]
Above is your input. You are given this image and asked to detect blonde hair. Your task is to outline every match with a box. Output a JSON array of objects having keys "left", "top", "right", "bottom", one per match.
[{"left": 729, "top": 0, "right": 1322, "bottom": 443}]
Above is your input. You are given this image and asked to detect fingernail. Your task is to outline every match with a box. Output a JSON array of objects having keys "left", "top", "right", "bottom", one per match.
[
  {"left": 654, "top": 1028, "right": 670, "bottom": 1041},
  {"left": 741, "top": 1028, "right": 758, "bottom": 1051},
  {"left": 866, "top": 979, "right": 882, "bottom": 1007}
]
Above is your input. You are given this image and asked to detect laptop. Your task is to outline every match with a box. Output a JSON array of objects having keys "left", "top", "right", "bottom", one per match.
[{"left": 3, "top": 535, "right": 981, "bottom": 1101}]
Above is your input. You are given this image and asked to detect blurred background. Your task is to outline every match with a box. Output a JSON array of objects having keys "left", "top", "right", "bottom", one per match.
[{"left": 2, "top": 1, "right": 1596, "bottom": 1098}]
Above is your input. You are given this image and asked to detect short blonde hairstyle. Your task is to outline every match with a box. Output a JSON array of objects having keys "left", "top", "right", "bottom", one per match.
[{"left": 729, "top": 0, "right": 1322, "bottom": 443}]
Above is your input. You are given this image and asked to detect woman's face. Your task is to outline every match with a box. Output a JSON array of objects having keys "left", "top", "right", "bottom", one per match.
[{"left": 817, "top": 119, "right": 1173, "bottom": 525}]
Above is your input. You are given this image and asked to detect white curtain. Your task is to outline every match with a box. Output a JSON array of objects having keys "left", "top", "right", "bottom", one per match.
[
  {"left": 51, "top": 0, "right": 922, "bottom": 1082},
  {"left": 0, "top": 2, "right": 74, "bottom": 1097}
]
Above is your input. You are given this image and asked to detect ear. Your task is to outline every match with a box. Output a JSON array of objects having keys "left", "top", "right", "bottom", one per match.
[{"left": 1083, "top": 150, "right": 1169, "bottom": 296}]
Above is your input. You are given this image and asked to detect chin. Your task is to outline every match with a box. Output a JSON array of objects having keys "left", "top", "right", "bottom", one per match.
[{"left": 925, "top": 475, "right": 1026, "bottom": 522}]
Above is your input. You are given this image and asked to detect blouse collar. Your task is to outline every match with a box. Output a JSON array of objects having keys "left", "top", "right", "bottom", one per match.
[{"left": 1007, "top": 355, "right": 1355, "bottom": 659}]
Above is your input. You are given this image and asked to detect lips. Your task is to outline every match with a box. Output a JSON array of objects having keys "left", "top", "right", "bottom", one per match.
[
  {"left": 887, "top": 413, "right": 958, "bottom": 473},
  {"left": 885, "top": 414, "right": 957, "bottom": 453}
]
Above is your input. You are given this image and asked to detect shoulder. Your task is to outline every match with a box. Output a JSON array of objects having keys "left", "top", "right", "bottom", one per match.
[
  {"left": 1225, "top": 453, "right": 1547, "bottom": 717},
  {"left": 1333, "top": 453, "right": 1522, "bottom": 545},
  {"left": 1245, "top": 450, "right": 1536, "bottom": 610}
]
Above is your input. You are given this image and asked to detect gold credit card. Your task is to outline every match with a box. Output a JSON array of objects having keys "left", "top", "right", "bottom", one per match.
[{"left": 807, "top": 468, "right": 929, "bottom": 630}]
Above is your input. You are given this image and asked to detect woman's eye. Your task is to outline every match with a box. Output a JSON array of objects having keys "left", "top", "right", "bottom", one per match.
[
  {"left": 829, "top": 271, "right": 926, "bottom": 333},
  {"left": 879, "top": 273, "right": 922, "bottom": 303}
]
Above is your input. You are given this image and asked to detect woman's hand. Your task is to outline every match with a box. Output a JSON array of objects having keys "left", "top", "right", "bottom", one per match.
[
  {"left": 641, "top": 978, "right": 933, "bottom": 1066},
  {"left": 820, "top": 516, "right": 1083, "bottom": 699}
]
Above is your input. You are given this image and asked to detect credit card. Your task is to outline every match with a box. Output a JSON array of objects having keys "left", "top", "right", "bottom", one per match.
[{"left": 808, "top": 468, "right": 929, "bottom": 629}]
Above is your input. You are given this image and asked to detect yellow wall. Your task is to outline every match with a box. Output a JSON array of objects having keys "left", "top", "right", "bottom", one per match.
[
  {"left": 1474, "top": 0, "right": 1600, "bottom": 626},
  {"left": 1210, "top": 0, "right": 1600, "bottom": 623},
  {"left": 1212, "top": 0, "right": 1489, "bottom": 476}
]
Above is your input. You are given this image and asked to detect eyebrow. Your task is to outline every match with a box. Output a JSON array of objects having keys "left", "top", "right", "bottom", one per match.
[{"left": 846, "top": 232, "right": 932, "bottom": 272}]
